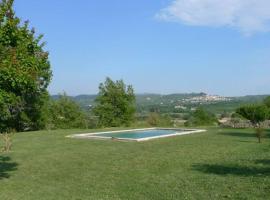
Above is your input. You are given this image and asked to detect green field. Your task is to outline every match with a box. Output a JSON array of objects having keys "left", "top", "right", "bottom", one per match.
[{"left": 1, "top": 128, "right": 270, "bottom": 200}]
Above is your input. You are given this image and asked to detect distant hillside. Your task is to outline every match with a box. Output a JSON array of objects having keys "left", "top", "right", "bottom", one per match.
[
  {"left": 136, "top": 93, "right": 206, "bottom": 105},
  {"left": 51, "top": 94, "right": 97, "bottom": 109},
  {"left": 51, "top": 93, "right": 206, "bottom": 108},
  {"left": 233, "top": 95, "right": 269, "bottom": 103},
  {"left": 51, "top": 93, "right": 269, "bottom": 114}
]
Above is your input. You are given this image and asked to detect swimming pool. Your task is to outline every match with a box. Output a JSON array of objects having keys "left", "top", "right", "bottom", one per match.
[{"left": 68, "top": 128, "right": 206, "bottom": 141}]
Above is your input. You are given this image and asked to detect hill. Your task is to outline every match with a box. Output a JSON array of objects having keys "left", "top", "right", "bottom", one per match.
[{"left": 51, "top": 93, "right": 269, "bottom": 114}]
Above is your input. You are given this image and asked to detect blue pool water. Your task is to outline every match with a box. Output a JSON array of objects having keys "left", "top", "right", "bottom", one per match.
[{"left": 92, "top": 129, "right": 185, "bottom": 139}]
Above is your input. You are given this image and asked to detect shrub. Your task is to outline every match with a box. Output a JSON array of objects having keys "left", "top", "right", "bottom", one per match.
[
  {"left": 1, "top": 132, "right": 13, "bottom": 153},
  {"left": 146, "top": 112, "right": 173, "bottom": 127},
  {"left": 48, "top": 94, "right": 88, "bottom": 129},
  {"left": 236, "top": 104, "right": 268, "bottom": 143},
  {"left": 185, "top": 108, "right": 217, "bottom": 127}
]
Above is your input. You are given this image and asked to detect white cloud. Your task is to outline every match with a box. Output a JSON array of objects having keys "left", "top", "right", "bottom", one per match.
[{"left": 157, "top": 0, "right": 270, "bottom": 35}]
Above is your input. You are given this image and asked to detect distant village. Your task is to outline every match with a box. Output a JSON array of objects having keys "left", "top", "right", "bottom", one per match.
[
  {"left": 180, "top": 94, "right": 231, "bottom": 104},
  {"left": 145, "top": 94, "right": 231, "bottom": 110}
]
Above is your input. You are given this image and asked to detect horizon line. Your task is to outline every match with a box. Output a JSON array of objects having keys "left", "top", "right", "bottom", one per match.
[{"left": 49, "top": 92, "right": 270, "bottom": 98}]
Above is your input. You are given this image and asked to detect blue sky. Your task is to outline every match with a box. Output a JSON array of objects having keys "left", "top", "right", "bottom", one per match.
[{"left": 14, "top": 0, "right": 270, "bottom": 96}]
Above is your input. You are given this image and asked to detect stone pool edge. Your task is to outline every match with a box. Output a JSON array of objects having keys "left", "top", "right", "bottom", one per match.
[{"left": 66, "top": 128, "right": 207, "bottom": 142}]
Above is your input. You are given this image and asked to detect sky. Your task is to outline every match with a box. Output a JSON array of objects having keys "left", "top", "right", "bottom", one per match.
[{"left": 14, "top": 0, "right": 270, "bottom": 96}]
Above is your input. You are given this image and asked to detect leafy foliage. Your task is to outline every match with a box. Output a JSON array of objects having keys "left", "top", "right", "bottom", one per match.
[
  {"left": 0, "top": 0, "right": 52, "bottom": 132},
  {"left": 236, "top": 104, "right": 269, "bottom": 143},
  {"left": 48, "top": 94, "right": 88, "bottom": 129},
  {"left": 185, "top": 108, "right": 217, "bottom": 127},
  {"left": 263, "top": 96, "right": 270, "bottom": 108},
  {"left": 147, "top": 112, "right": 173, "bottom": 127},
  {"left": 147, "top": 112, "right": 160, "bottom": 126},
  {"left": 93, "top": 77, "right": 136, "bottom": 127},
  {"left": 0, "top": 132, "right": 12, "bottom": 152},
  {"left": 227, "top": 112, "right": 243, "bottom": 128},
  {"left": 263, "top": 96, "right": 270, "bottom": 119},
  {"left": 236, "top": 104, "right": 268, "bottom": 127}
]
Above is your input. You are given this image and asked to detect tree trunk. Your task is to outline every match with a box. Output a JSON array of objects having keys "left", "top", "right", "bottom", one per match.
[{"left": 254, "top": 123, "right": 263, "bottom": 143}]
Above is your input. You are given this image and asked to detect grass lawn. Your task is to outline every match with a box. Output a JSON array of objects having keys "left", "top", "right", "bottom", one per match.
[{"left": 0, "top": 127, "right": 270, "bottom": 200}]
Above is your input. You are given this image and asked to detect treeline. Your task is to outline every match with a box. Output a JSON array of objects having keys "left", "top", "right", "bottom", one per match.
[
  {"left": 4, "top": 76, "right": 138, "bottom": 131},
  {"left": 46, "top": 77, "right": 175, "bottom": 130},
  {"left": 46, "top": 77, "right": 137, "bottom": 130}
]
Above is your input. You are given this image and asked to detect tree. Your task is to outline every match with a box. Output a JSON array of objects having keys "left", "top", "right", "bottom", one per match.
[
  {"left": 263, "top": 96, "right": 270, "bottom": 108},
  {"left": 185, "top": 108, "right": 217, "bottom": 127},
  {"left": 48, "top": 94, "right": 88, "bottom": 129},
  {"left": 147, "top": 112, "right": 160, "bottom": 126},
  {"left": 0, "top": 0, "right": 52, "bottom": 133},
  {"left": 263, "top": 96, "right": 270, "bottom": 119},
  {"left": 147, "top": 112, "right": 173, "bottom": 127},
  {"left": 236, "top": 104, "right": 268, "bottom": 143},
  {"left": 93, "top": 77, "right": 136, "bottom": 127}
]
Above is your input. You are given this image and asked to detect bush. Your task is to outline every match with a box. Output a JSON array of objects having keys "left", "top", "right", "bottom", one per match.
[
  {"left": 185, "top": 108, "right": 217, "bottom": 127},
  {"left": 1, "top": 132, "right": 13, "bottom": 153},
  {"left": 236, "top": 104, "right": 269, "bottom": 143},
  {"left": 48, "top": 94, "right": 88, "bottom": 129},
  {"left": 263, "top": 96, "right": 270, "bottom": 108},
  {"left": 146, "top": 112, "right": 173, "bottom": 127},
  {"left": 147, "top": 112, "right": 160, "bottom": 126},
  {"left": 263, "top": 96, "right": 270, "bottom": 119},
  {"left": 255, "top": 127, "right": 264, "bottom": 143}
]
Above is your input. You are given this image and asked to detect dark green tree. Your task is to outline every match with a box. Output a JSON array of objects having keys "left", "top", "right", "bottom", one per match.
[
  {"left": 263, "top": 96, "right": 270, "bottom": 108},
  {"left": 147, "top": 112, "right": 160, "bottom": 126},
  {"left": 236, "top": 104, "right": 268, "bottom": 143},
  {"left": 263, "top": 96, "right": 270, "bottom": 119},
  {"left": 185, "top": 107, "right": 217, "bottom": 127},
  {"left": 0, "top": 0, "right": 52, "bottom": 133},
  {"left": 48, "top": 94, "right": 88, "bottom": 129},
  {"left": 93, "top": 77, "right": 136, "bottom": 127},
  {"left": 147, "top": 112, "right": 173, "bottom": 127}
]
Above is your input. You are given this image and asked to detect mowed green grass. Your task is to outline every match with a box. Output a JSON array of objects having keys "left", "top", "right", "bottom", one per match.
[{"left": 0, "top": 128, "right": 270, "bottom": 200}]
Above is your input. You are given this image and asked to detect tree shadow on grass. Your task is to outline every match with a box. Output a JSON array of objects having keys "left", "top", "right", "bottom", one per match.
[
  {"left": 220, "top": 131, "right": 256, "bottom": 138},
  {"left": 0, "top": 156, "right": 18, "bottom": 179},
  {"left": 192, "top": 161, "right": 270, "bottom": 177},
  {"left": 220, "top": 129, "right": 270, "bottom": 139},
  {"left": 238, "top": 140, "right": 255, "bottom": 143},
  {"left": 254, "top": 159, "right": 270, "bottom": 166}
]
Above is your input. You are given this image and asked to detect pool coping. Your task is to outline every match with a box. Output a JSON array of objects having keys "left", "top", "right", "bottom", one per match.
[{"left": 67, "top": 128, "right": 206, "bottom": 142}]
